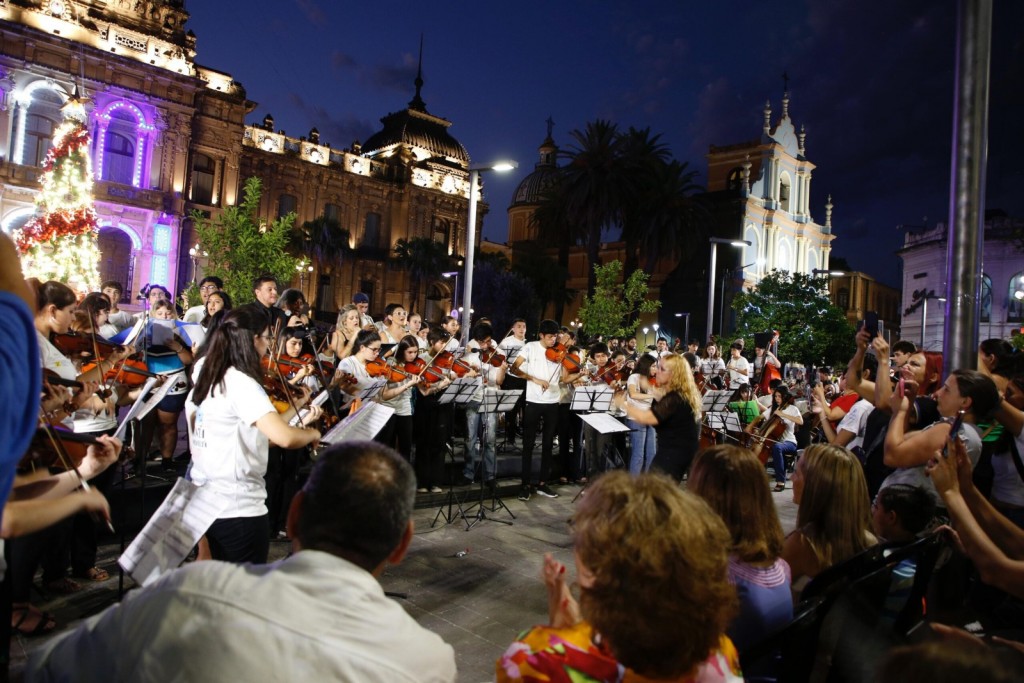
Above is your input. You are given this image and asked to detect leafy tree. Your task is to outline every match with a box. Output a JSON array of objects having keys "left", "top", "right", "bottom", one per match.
[
  {"left": 469, "top": 261, "right": 541, "bottom": 335},
  {"left": 393, "top": 236, "right": 453, "bottom": 315},
  {"left": 731, "top": 270, "right": 855, "bottom": 367},
  {"left": 293, "top": 215, "right": 351, "bottom": 272},
  {"left": 191, "top": 176, "right": 298, "bottom": 305},
  {"left": 577, "top": 260, "right": 661, "bottom": 339},
  {"left": 475, "top": 249, "right": 511, "bottom": 272}
]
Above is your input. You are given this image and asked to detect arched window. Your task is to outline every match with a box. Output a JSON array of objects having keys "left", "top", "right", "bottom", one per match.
[
  {"left": 1009, "top": 272, "right": 1024, "bottom": 322},
  {"left": 779, "top": 172, "right": 792, "bottom": 213},
  {"left": 980, "top": 273, "right": 992, "bottom": 323},
  {"left": 278, "top": 194, "right": 297, "bottom": 219},
  {"left": 21, "top": 89, "right": 63, "bottom": 167},
  {"left": 190, "top": 153, "right": 215, "bottom": 205},
  {"left": 103, "top": 126, "right": 135, "bottom": 185}
]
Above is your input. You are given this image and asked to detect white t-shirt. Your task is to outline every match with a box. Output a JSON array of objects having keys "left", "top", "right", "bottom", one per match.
[
  {"left": 774, "top": 404, "right": 801, "bottom": 445},
  {"left": 836, "top": 399, "right": 873, "bottom": 451},
  {"left": 992, "top": 424, "right": 1024, "bottom": 507},
  {"left": 187, "top": 367, "right": 276, "bottom": 518},
  {"left": 515, "top": 341, "right": 560, "bottom": 404},
  {"left": 881, "top": 421, "right": 983, "bottom": 507},
  {"left": 699, "top": 357, "right": 726, "bottom": 377},
  {"left": 626, "top": 373, "right": 654, "bottom": 409},
  {"left": 183, "top": 305, "right": 206, "bottom": 325},
  {"left": 727, "top": 355, "right": 750, "bottom": 389}
]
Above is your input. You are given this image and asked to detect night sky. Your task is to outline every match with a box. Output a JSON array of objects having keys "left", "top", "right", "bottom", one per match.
[{"left": 186, "top": 1, "right": 1024, "bottom": 288}]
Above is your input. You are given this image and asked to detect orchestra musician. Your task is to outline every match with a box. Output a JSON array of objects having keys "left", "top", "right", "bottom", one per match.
[
  {"left": 613, "top": 353, "right": 702, "bottom": 481},
  {"left": 747, "top": 385, "right": 802, "bottom": 492},
  {"left": 186, "top": 305, "right": 322, "bottom": 563},
  {"left": 378, "top": 335, "right": 424, "bottom": 462},
  {"left": 412, "top": 329, "right": 456, "bottom": 493},
  {"left": 462, "top": 322, "right": 507, "bottom": 485},
  {"left": 499, "top": 319, "right": 527, "bottom": 445},
  {"left": 625, "top": 354, "right": 658, "bottom": 475},
  {"left": 698, "top": 342, "right": 727, "bottom": 390}
]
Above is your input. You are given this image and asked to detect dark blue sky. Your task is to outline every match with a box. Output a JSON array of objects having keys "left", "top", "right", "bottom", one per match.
[{"left": 186, "top": 1, "right": 1024, "bottom": 288}]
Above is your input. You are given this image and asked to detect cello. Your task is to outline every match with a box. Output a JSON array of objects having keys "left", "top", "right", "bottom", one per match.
[{"left": 743, "top": 390, "right": 794, "bottom": 465}]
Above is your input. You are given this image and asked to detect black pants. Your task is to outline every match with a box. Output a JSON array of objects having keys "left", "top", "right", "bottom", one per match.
[
  {"left": 206, "top": 515, "right": 270, "bottom": 564},
  {"left": 521, "top": 402, "right": 559, "bottom": 486},
  {"left": 558, "top": 403, "right": 583, "bottom": 481},
  {"left": 265, "top": 447, "right": 304, "bottom": 536},
  {"left": 377, "top": 414, "right": 413, "bottom": 462},
  {"left": 503, "top": 376, "right": 526, "bottom": 441},
  {"left": 6, "top": 520, "right": 71, "bottom": 603},
  {"left": 414, "top": 394, "right": 449, "bottom": 488}
]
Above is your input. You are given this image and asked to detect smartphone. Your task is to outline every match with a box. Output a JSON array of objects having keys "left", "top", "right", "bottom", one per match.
[
  {"left": 942, "top": 410, "right": 966, "bottom": 458},
  {"left": 897, "top": 377, "right": 905, "bottom": 398},
  {"left": 863, "top": 311, "right": 880, "bottom": 338}
]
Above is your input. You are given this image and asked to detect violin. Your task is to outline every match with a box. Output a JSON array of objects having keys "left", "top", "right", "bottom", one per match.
[
  {"left": 80, "top": 358, "right": 158, "bottom": 387},
  {"left": 366, "top": 358, "right": 416, "bottom": 383},
  {"left": 478, "top": 342, "right": 506, "bottom": 368},
  {"left": 404, "top": 357, "right": 447, "bottom": 387},
  {"left": 19, "top": 426, "right": 96, "bottom": 473},
  {"left": 434, "top": 350, "right": 474, "bottom": 378},
  {"left": 592, "top": 360, "right": 628, "bottom": 387},
  {"left": 545, "top": 343, "right": 584, "bottom": 373},
  {"left": 42, "top": 368, "right": 83, "bottom": 391},
  {"left": 51, "top": 331, "right": 122, "bottom": 359},
  {"left": 263, "top": 374, "right": 308, "bottom": 414}
]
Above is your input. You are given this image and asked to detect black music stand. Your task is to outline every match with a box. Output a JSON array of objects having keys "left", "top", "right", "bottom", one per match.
[
  {"left": 497, "top": 346, "right": 524, "bottom": 454},
  {"left": 701, "top": 389, "right": 736, "bottom": 446},
  {"left": 431, "top": 377, "right": 478, "bottom": 527},
  {"left": 462, "top": 388, "right": 521, "bottom": 529}
]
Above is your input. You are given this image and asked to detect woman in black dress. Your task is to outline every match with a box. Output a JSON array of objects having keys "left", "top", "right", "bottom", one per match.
[{"left": 614, "top": 353, "right": 702, "bottom": 480}]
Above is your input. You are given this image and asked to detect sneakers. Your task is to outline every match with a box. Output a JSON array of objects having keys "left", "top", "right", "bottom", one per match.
[
  {"left": 517, "top": 485, "right": 532, "bottom": 502},
  {"left": 429, "top": 486, "right": 443, "bottom": 493},
  {"left": 535, "top": 484, "right": 559, "bottom": 499}
]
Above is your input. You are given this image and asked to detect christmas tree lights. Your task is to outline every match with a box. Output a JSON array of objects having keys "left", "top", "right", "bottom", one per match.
[{"left": 15, "top": 91, "right": 101, "bottom": 289}]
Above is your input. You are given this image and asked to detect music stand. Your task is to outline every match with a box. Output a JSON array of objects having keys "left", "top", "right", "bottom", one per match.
[
  {"left": 462, "top": 388, "right": 521, "bottom": 529},
  {"left": 431, "top": 377, "right": 479, "bottom": 527},
  {"left": 498, "top": 346, "right": 524, "bottom": 454},
  {"left": 570, "top": 385, "right": 615, "bottom": 413},
  {"left": 701, "top": 389, "right": 734, "bottom": 414}
]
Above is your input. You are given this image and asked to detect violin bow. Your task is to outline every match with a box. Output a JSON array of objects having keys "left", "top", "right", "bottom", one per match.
[{"left": 37, "top": 411, "right": 114, "bottom": 532}]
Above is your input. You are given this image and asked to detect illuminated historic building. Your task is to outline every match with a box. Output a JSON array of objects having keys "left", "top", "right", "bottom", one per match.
[
  {"left": 0, "top": 0, "right": 478, "bottom": 320},
  {"left": 506, "top": 91, "right": 838, "bottom": 341}
]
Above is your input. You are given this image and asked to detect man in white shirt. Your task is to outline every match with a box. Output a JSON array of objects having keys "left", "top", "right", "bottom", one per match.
[
  {"left": 499, "top": 319, "right": 527, "bottom": 444},
  {"left": 462, "top": 322, "right": 507, "bottom": 485},
  {"left": 510, "top": 319, "right": 563, "bottom": 501},
  {"left": 27, "top": 441, "right": 457, "bottom": 683},
  {"left": 183, "top": 276, "right": 223, "bottom": 324}
]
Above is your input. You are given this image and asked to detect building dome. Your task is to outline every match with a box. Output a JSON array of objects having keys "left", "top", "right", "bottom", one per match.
[
  {"left": 510, "top": 134, "right": 560, "bottom": 206},
  {"left": 361, "top": 70, "right": 469, "bottom": 166}
]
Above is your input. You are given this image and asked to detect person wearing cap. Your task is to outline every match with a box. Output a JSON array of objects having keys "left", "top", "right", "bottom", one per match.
[{"left": 352, "top": 293, "right": 374, "bottom": 329}]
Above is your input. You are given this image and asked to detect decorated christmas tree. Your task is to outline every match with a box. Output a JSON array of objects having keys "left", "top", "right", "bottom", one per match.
[{"left": 15, "top": 89, "right": 101, "bottom": 290}]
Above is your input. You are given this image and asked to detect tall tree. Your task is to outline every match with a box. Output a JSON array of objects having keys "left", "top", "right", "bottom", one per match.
[
  {"left": 512, "top": 249, "right": 574, "bottom": 322},
  {"left": 294, "top": 215, "right": 351, "bottom": 272},
  {"left": 617, "top": 126, "right": 670, "bottom": 278},
  {"left": 16, "top": 93, "right": 101, "bottom": 289},
  {"left": 636, "top": 159, "right": 706, "bottom": 273},
  {"left": 393, "top": 236, "right": 452, "bottom": 316},
  {"left": 191, "top": 176, "right": 298, "bottom": 305},
  {"left": 731, "top": 270, "right": 855, "bottom": 367}
]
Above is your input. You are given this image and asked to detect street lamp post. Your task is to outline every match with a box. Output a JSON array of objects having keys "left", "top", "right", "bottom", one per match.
[
  {"left": 296, "top": 259, "right": 313, "bottom": 296},
  {"left": 188, "top": 242, "right": 208, "bottom": 285},
  {"left": 707, "top": 238, "right": 751, "bottom": 341},
  {"left": 442, "top": 270, "right": 459, "bottom": 318},
  {"left": 642, "top": 326, "right": 650, "bottom": 346},
  {"left": 652, "top": 323, "right": 660, "bottom": 344},
  {"left": 719, "top": 262, "right": 757, "bottom": 337},
  {"left": 920, "top": 291, "right": 946, "bottom": 350},
  {"left": 675, "top": 312, "right": 690, "bottom": 345},
  {"left": 462, "top": 160, "right": 518, "bottom": 346}
]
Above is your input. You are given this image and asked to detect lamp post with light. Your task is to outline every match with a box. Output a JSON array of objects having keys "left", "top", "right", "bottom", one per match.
[
  {"left": 707, "top": 238, "right": 751, "bottom": 340},
  {"left": 652, "top": 322, "right": 660, "bottom": 344},
  {"left": 642, "top": 326, "right": 650, "bottom": 346},
  {"left": 442, "top": 270, "right": 459, "bottom": 317},
  {"left": 675, "top": 312, "right": 690, "bottom": 345},
  {"left": 296, "top": 258, "right": 313, "bottom": 296},
  {"left": 188, "top": 242, "right": 207, "bottom": 285},
  {"left": 461, "top": 160, "right": 517, "bottom": 346}
]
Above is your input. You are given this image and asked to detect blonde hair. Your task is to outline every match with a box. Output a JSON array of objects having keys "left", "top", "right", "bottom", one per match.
[
  {"left": 660, "top": 353, "right": 701, "bottom": 421},
  {"left": 689, "top": 445, "right": 784, "bottom": 563},
  {"left": 574, "top": 471, "right": 736, "bottom": 678},
  {"left": 796, "top": 444, "right": 877, "bottom": 569}
]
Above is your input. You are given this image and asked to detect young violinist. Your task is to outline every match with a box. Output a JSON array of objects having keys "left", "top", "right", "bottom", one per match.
[
  {"left": 336, "top": 329, "right": 420, "bottom": 402},
  {"left": 377, "top": 335, "right": 424, "bottom": 462},
  {"left": 145, "top": 299, "right": 193, "bottom": 470},
  {"left": 510, "top": 319, "right": 565, "bottom": 502},
  {"left": 186, "top": 305, "right": 322, "bottom": 563},
  {"left": 377, "top": 303, "right": 409, "bottom": 344},
  {"left": 408, "top": 313, "right": 428, "bottom": 351},
  {"left": 413, "top": 329, "right": 456, "bottom": 493},
  {"left": 747, "top": 385, "right": 803, "bottom": 492},
  {"left": 625, "top": 354, "right": 659, "bottom": 475},
  {"left": 461, "top": 322, "right": 507, "bottom": 485},
  {"left": 328, "top": 304, "right": 361, "bottom": 363}
]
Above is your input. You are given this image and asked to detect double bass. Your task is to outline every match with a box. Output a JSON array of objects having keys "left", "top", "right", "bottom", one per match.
[{"left": 756, "top": 331, "right": 782, "bottom": 397}]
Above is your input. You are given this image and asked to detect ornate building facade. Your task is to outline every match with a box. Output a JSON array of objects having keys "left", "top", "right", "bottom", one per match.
[
  {"left": 506, "top": 92, "right": 838, "bottom": 341},
  {"left": 0, "top": 0, "right": 479, "bottom": 321}
]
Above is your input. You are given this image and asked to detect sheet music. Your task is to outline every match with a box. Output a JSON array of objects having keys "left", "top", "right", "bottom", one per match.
[
  {"left": 570, "top": 385, "right": 614, "bottom": 412},
  {"left": 321, "top": 401, "right": 395, "bottom": 444},
  {"left": 110, "top": 317, "right": 146, "bottom": 346},
  {"left": 113, "top": 376, "right": 160, "bottom": 440},
  {"left": 150, "top": 319, "right": 177, "bottom": 346},
  {"left": 118, "top": 477, "right": 228, "bottom": 587},
  {"left": 177, "top": 322, "right": 206, "bottom": 348},
  {"left": 578, "top": 412, "right": 631, "bottom": 434},
  {"left": 289, "top": 390, "right": 331, "bottom": 426},
  {"left": 339, "top": 378, "right": 386, "bottom": 408}
]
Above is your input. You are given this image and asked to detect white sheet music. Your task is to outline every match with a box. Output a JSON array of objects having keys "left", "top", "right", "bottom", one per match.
[
  {"left": 578, "top": 412, "right": 631, "bottom": 434},
  {"left": 150, "top": 319, "right": 178, "bottom": 346},
  {"left": 118, "top": 477, "right": 228, "bottom": 586},
  {"left": 113, "top": 376, "right": 159, "bottom": 440},
  {"left": 321, "top": 401, "right": 395, "bottom": 444}
]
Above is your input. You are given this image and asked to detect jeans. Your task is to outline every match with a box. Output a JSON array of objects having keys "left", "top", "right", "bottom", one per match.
[
  {"left": 627, "top": 418, "right": 657, "bottom": 475},
  {"left": 465, "top": 400, "right": 497, "bottom": 481},
  {"left": 770, "top": 440, "right": 798, "bottom": 484},
  {"left": 521, "top": 402, "right": 559, "bottom": 486}
]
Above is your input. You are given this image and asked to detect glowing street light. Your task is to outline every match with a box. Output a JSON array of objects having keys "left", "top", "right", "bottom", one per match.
[{"left": 707, "top": 238, "right": 751, "bottom": 340}]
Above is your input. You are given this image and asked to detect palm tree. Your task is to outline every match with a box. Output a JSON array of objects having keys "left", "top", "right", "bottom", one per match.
[
  {"left": 558, "top": 120, "right": 629, "bottom": 296},
  {"left": 617, "top": 127, "right": 671, "bottom": 279},
  {"left": 636, "top": 159, "right": 706, "bottom": 273},
  {"left": 393, "top": 236, "right": 452, "bottom": 315},
  {"left": 294, "top": 215, "right": 351, "bottom": 272}
]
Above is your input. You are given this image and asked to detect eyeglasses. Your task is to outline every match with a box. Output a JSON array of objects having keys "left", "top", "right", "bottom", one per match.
[
  {"left": 259, "top": 334, "right": 274, "bottom": 341},
  {"left": 367, "top": 347, "right": 381, "bottom": 355},
  {"left": 200, "top": 285, "right": 218, "bottom": 292}
]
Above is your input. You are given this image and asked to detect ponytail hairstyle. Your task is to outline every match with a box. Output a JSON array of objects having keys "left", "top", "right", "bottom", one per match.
[
  {"left": 192, "top": 305, "right": 271, "bottom": 405},
  {"left": 34, "top": 280, "right": 76, "bottom": 314}
]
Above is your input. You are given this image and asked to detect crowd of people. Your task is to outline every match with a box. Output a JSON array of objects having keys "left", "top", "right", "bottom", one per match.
[{"left": 4, "top": 221, "right": 1024, "bottom": 679}]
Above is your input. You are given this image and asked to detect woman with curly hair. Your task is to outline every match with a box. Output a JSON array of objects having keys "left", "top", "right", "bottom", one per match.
[
  {"left": 613, "top": 352, "right": 702, "bottom": 480},
  {"left": 689, "top": 444, "right": 792, "bottom": 663},
  {"left": 782, "top": 444, "right": 878, "bottom": 598},
  {"left": 498, "top": 470, "right": 742, "bottom": 682}
]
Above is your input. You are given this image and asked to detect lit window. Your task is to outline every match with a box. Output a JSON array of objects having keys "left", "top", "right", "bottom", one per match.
[{"left": 103, "top": 130, "right": 135, "bottom": 185}]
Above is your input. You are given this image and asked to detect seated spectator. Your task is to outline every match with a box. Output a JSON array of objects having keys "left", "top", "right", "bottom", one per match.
[
  {"left": 689, "top": 445, "right": 793, "bottom": 667},
  {"left": 782, "top": 444, "right": 878, "bottom": 598},
  {"left": 879, "top": 634, "right": 1024, "bottom": 683},
  {"left": 27, "top": 441, "right": 457, "bottom": 682},
  {"left": 497, "top": 471, "right": 742, "bottom": 682},
  {"left": 870, "top": 484, "right": 936, "bottom": 624}
]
